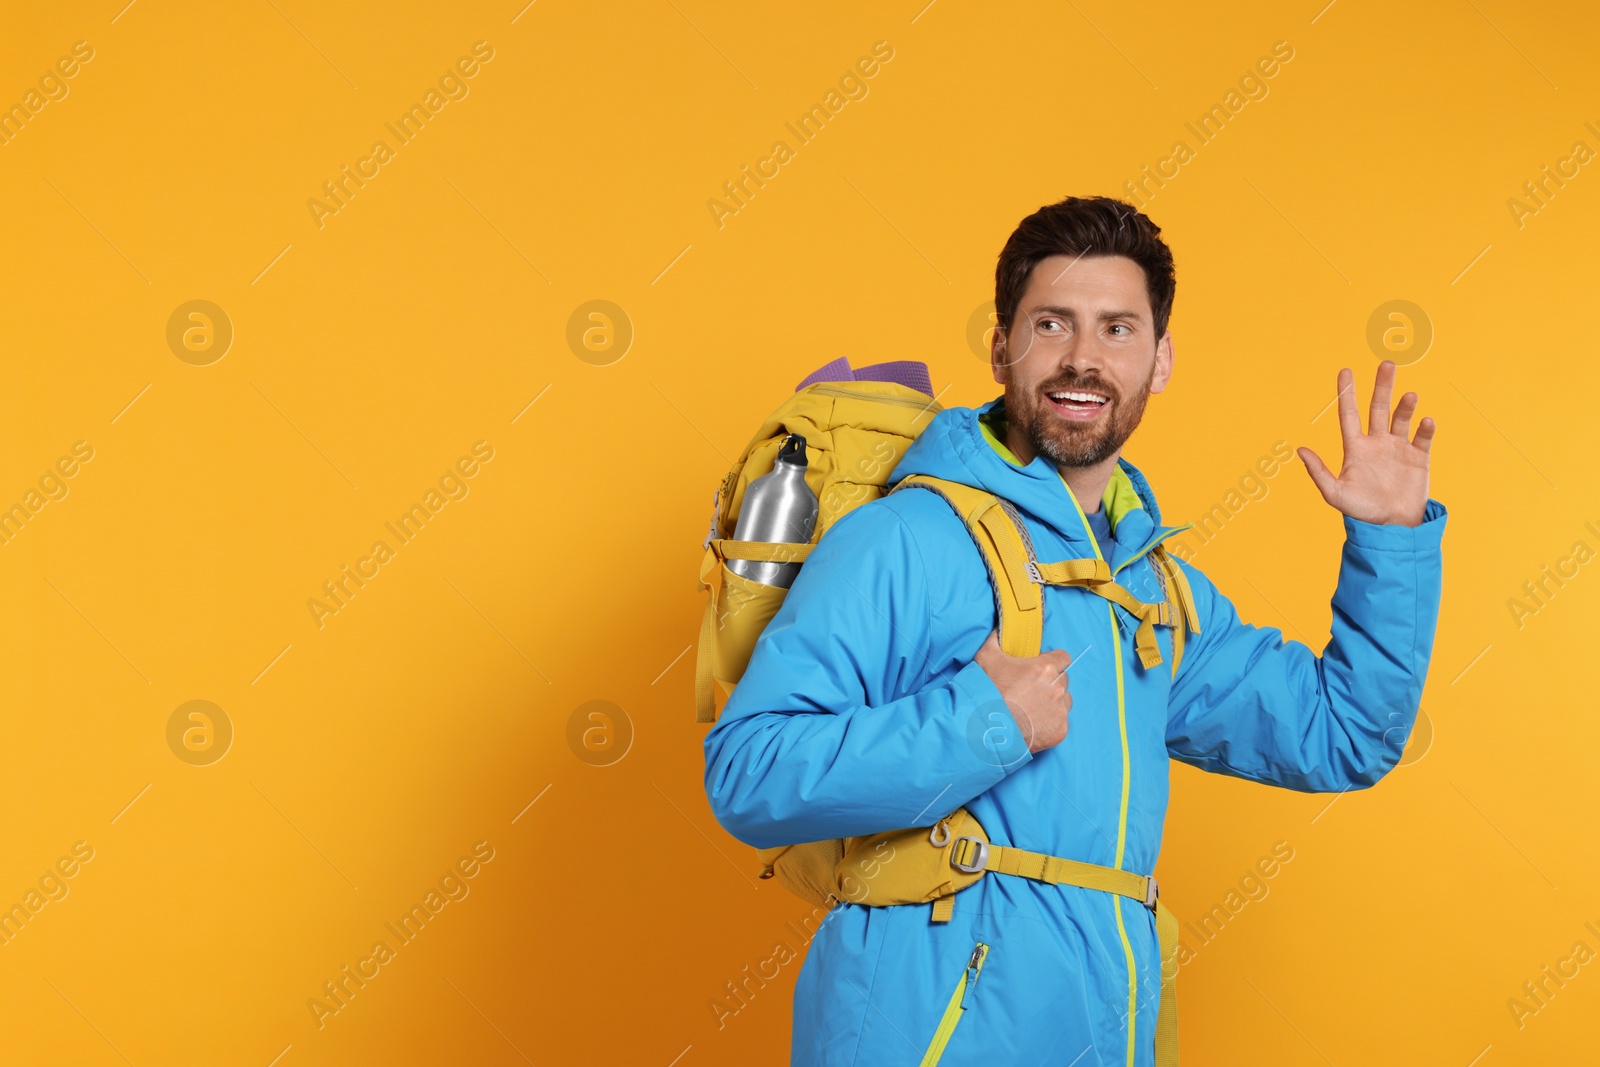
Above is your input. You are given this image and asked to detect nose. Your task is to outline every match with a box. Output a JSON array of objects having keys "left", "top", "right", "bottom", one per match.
[{"left": 1056, "top": 330, "right": 1108, "bottom": 378}]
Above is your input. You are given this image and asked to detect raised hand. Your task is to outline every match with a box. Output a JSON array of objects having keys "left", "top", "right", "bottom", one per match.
[{"left": 1298, "top": 361, "right": 1434, "bottom": 528}]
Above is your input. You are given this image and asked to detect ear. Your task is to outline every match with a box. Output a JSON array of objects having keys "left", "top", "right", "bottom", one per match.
[
  {"left": 990, "top": 319, "right": 1009, "bottom": 385},
  {"left": 1149, "top": 330, "right": 1174, "bottom": 394}
]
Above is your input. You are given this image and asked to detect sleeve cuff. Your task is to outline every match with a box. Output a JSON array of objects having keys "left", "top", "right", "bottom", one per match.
[
  {"left": 1343, "top": 498, "right": 1448, "bottom": 552},
  {"left": 951, "top": 658, "right": 1035, "bottom": 777}
]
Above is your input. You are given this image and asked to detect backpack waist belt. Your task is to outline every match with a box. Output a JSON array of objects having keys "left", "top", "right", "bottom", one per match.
[
  {"left": 939, "top": 830, "right": 1179, "bottom": 1066},
  {"left": 823, "top": 806, "right": 1179, "bottom": 1065}
]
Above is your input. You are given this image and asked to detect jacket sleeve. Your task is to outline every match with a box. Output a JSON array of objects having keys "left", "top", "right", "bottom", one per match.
[
  {"left": 1164, "top": 499, "right": 1447, "bottom": 792},
  {"left": 702, "top": 500, "right": 1033, "bottom": 850}
]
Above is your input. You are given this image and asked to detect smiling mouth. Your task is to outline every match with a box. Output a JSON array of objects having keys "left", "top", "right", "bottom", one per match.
[{"left": 1044, "top": 388, "right": 1110, "bottom": 420}]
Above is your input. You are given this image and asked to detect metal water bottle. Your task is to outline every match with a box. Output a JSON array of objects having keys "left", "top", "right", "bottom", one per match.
[{"left": 727, "top": 434, "right": 818, "bottom": 588}]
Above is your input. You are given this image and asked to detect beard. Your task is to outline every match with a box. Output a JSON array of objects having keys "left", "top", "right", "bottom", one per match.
[{"left": 1006, "top": 362, "right": 1156, "bottom": 468}]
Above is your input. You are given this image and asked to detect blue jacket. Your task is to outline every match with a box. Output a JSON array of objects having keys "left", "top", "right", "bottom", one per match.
[{"left": 703, "top": 396, "right": 1447, "bottom": 1066}]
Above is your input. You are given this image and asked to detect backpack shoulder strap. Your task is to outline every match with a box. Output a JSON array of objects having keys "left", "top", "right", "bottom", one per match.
[
  {"left": 1149, "top": 543, "right": 1202, "bottom": 678},
  {"left": 890, "top": 474, "right": 1043, "bottom": 658}
]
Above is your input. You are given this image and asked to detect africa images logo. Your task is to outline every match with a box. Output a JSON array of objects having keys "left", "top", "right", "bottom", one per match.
[
  {"left": 306, "top": 42, "right": 496, "bottom": 230},
  {"left": 306, "top": 441, "right": 495, "bottom": 629},
  {"left": 306, "top": 841, "right": 496, "bottom": 1029}
]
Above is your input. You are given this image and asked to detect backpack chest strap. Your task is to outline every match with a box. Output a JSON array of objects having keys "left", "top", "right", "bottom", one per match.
[
  {"left": 892, "top": 474, "right": 1198, "bottom": 677},
  {"left": 1032, "top": 560, "right": 1176, "bottom": 671}
]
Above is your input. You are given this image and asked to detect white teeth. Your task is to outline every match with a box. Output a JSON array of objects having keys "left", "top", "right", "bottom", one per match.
[{"left": 1049, "top": 390, "right": 1107, "bottom": 404}]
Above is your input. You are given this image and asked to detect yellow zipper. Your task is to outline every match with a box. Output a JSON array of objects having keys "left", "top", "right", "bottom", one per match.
[
  {"left": 918, "top": 941, "right": 990, "bottom": 1067},
  {"left": 1108, "top": 609, "right": 1138, "bottom": 1067},
  {"left": 1058, "top": 478, "right": 1141, "bottom": 1067}
]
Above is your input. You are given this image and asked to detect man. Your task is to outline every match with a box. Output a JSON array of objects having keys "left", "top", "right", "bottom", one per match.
[{"left": 702, "top": 196, "right": 1445, "bottom": 1066}]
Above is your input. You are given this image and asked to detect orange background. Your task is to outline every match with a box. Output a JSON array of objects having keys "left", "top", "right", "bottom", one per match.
[{"left": 1, "top": 1, "right": 1595, "bottom": 1064}]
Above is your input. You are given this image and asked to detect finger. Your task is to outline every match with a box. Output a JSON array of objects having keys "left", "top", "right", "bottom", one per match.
[
  {"left": 1368, "top": 360, "right": 1395, "bottom": 436},
  {"left": 1412, "top": 416, "right": 1436, "bottom": 455},
  {"left": 1043, "top": 648, "right": 1072, "bottom": 670},
  {"left": 1025, "top": 665, "right": 1068, "bottom": 701},
  {"left": 1390, "top": 391, "right": 1418, "bottom": 437},
  {"left": 1297, "top": 446, "right": 1339, "bottom": 504},
  {"left": 1334, "top": 367, "right": 1360, "bottom": 448}
]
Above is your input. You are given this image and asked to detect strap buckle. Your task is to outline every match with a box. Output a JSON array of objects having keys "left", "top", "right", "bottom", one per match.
[
  {"left": 950, "top": 836, "right": 990, "bottom": 874},
  {"left": 702, "top": 486, "right": 722, "bottom": 549},
  {"left": 1143, "top": 874, "right": 1159, "bottom": 912},
  {"left": 1024, "top": 560, "right": 1042, "bottom": 584}
]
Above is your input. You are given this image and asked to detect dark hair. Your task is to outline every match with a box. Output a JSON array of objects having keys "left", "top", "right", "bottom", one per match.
[{"left": 994, "top": 196, "right": 1176, "bottom": 338}]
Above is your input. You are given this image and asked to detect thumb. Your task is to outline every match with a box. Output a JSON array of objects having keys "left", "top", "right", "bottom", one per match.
[
  {"left": 976, "top": 629, "right": 1001, "bottom": 660},
  {"left": 1297, "top": 446, "right": 1339, "bottom": 505}
]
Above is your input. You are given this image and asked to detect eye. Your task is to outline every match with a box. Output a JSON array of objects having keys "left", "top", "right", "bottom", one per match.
[
  {"left": 1108, "top": 323, "right": 1131, "bottom": 336},
  {"left": 1038, "top": 318, "right": 1064, "bottom": 332}
]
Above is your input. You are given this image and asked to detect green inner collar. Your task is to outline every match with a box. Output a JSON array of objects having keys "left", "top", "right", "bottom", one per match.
[{"left": 978, "top": 401, "right": 1144, "bottom": 531}]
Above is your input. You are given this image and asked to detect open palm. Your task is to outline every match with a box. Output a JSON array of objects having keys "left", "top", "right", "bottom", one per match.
[{"left": 1298, "top": 361, "right": 1434, "bottom": 527}]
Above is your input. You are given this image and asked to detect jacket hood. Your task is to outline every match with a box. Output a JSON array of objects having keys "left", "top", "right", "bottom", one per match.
[{"left": 889, "top": 394, "right": 1177, "bottom": 560}]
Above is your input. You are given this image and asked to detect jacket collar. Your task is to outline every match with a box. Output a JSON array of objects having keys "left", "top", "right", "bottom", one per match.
[{"left": 890, "top": 394, "right": 1182, "bottom": 571}]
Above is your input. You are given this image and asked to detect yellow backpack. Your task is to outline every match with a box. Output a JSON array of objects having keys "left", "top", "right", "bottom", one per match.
[
  {"left": 695, "top": 374, "right": 1201, "bottom": 1065},
  {"left": 694, "top": 377, "right": 944, "bottom": 723},
  {"left": 696, "top": 374, "right": 1201, "bottom": 899}
]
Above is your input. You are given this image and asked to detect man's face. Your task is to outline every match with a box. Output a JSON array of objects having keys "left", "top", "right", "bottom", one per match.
[{"left": 992, "top": 254, "right": 1174, "bottom": 468}]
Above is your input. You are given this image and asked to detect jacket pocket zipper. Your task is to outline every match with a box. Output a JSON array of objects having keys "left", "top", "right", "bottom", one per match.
[{"left": 918, "top": 941, "right": 990, "bottom": 1067}]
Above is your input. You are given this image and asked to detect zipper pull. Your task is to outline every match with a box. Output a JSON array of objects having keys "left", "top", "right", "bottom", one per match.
[{"left": 960, "top": 942, "right": 989, "bottom": 1010}]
